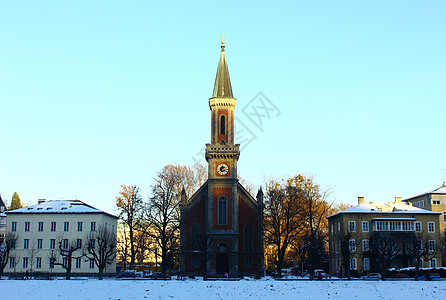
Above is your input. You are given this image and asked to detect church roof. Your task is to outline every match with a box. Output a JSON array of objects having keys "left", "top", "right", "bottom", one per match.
[
  {"left": 212, "top": 43, "right": 233, "bottom": 99},
  {"left": 404, "top": 183, "right": 446, "bottom": 200}
]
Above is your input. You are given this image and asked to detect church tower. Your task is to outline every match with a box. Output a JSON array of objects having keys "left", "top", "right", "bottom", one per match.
[{"left": 180, "top": 37, "right": 264, "bottom": 278}]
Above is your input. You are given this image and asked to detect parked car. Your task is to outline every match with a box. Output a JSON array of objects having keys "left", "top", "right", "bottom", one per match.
[
  {"left": 389, "top": 273, "right": 409, "bottom": 279},
  {"left": 418, "top": 273, "right": 440, "bottom": 280},
  {"left": 314, "top": 269, "right": 328, "bottom": 279},
  {"left": 363, "top": 273, "right": 382, "bottom": 280},
  {"left": 116, "top": 271, "right": 137, "bottom": 279},
  {"left": 147, "top": 272, "right": 170, "bottom": 280}
]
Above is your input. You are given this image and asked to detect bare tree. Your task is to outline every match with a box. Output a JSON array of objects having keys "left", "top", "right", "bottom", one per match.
[
  {"left": 84, "top": 225, "right": 116, "bottom": 280},
  {"left": 27, "top": 240, "right": 40, "bottom": 275},
  {"left": 369, "top": 233, "right": 401, "bottom": 280},
  {"left": 340, "top": 233, "right": 356, "bottom": 280},
  {"left": 406, "top": 234, "right": 437, "bottom": 281},
  {"left": 263, "top": 178, "right": 306, "bottom": 277},
  {"left": 0, "top": 233, "right": 19, "bottom": 279},
  {"left": 49, "top": 237, "right": 82, "bottom": 280},
  {"left": 148, "top": 167, "right": 182, "bottom": 274},
  {"left": 116, "top": 185, "right": 144, "bottom": 270}
]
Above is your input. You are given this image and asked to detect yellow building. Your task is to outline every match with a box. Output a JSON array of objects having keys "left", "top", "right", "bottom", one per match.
[
  {"left": 327, "top": 197, "right": 442, "bottom": 277},
  {"left": 403, "top": 183, "right": 446, "bottom": 233}
]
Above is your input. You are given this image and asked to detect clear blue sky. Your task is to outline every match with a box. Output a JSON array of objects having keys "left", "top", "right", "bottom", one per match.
[{"left": 1, "top": 1, "right": 445, "bottom": 214}]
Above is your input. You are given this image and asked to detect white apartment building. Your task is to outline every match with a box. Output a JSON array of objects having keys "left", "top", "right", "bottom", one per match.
[{"left": 5, "top": 199, "right": 117, "bottom": 277}]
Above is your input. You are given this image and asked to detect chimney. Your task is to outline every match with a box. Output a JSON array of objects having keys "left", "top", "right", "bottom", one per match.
[
  {"left": 38, "top": 199, "right": 46, "bottom": 204},
  {"left": 395, "top": 197, "right": 401, "bottom": 203},
  {"left": 358, "top": 196, "right": 364, "bottom": 205}
]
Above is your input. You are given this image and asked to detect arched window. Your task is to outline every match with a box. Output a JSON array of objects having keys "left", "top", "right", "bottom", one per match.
[
  {"left": 220, "top": 115, "right": 226, "bottom": 135},
  {"left": 218, "top": 196, "right": 227, "bottom": 225},
  {"left": 244, "top": 224, "right": 253, "bottom": 252},
  {"left": 191, "top": 224, "right": 200, "bottom": 250}
]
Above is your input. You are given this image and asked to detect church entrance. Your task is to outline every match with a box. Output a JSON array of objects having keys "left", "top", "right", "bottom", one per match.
[{"left": 215, "top": 243, "right": 230, "bottom": 275}]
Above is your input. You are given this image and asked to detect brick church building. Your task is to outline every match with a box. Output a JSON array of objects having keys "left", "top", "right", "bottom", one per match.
[{"left": 179, "top": 39, "right": 264, "bottom": 277}]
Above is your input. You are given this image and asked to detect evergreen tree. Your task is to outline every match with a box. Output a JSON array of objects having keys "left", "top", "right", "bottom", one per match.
[{"left": 10, "top": 192, "right": 22, "bottom": 210}]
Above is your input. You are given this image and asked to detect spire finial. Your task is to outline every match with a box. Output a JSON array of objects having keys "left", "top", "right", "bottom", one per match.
[{"left": 221, "top": 34, "right": 225, "bottom": 46}]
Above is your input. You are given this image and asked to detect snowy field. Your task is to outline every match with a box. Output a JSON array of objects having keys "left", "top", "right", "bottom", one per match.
[{"left": 1, "top": 278, "right": 445, "bottom": 300}]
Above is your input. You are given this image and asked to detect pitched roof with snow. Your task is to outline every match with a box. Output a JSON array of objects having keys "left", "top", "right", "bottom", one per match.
[
  {"left": 5, "top": 200, "right": 117, "bottom": 218},
  {"left": 328, "top": 201, "right": 440, "bottom": 219},
  {"left": 404, "top": 184, "right": 446, "bottom": 201}
]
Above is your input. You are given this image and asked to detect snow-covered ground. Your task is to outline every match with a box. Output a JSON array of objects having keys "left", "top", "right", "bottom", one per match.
[{"left": 1, "top": 278, "right": 444, "bottom": 300}]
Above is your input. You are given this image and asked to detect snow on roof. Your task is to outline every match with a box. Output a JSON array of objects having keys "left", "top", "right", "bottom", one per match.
[
  {"left": 328, "top": 201, "right": 439, "bottom": 218},
  {"left": 405, "top": 184, "right": 446, "bottom": 200},
  {"left": 6, "top": 200, "right": 117, "bottom": 218}
]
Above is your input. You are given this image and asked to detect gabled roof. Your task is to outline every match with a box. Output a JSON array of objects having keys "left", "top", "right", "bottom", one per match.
[
  {"left": 6, "top": 199, "right": 117, "bottom": 218},
  {"left": 212, "top": 44, "right": 233, "bottom": 99},
  {"left": 328, "top": 201, "right": 439, "bottom": 219},
  {"left": 404, "top": 184, "right": 446, "bottom": 201},
  {"left": 0, "top": 194, "right": 6, "bottom": 211}
]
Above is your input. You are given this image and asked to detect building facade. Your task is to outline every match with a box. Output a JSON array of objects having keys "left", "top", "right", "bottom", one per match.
[
  {"left": 5, "top": 199, "right": 117, "bottom": 276},
  {"left": 179, "top": 39, "right": 264, "bottom": 277},
  {"left": 403, "top": 184, "right": 446, "bottom": 233},
  {"left": 327, "top": 197, "right": 442, "bottom": 277}
]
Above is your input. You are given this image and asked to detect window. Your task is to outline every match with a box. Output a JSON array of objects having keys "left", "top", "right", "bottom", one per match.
[
  {"left": 244, "top": 224, "right": 253, "bottom": 252},
  {"left": 50, "top": 239, "right": 56, "bottom": 249},
  {"left": 363, "top": 258, "right": 370, "bottom": 271},
  {"left": 11, "top": 222, "right": 17, "bottom": 232},
  {"left": 23, "top": 257, "right": 28, "bottom": 269},
  {"left": 49, "top": 258, "right": 55, "bottom": 269},
  {"left": 37, "top": 239, "right": 43, "bottom": 249},
  {"left": 77, "top": 239, "right": 82, "bottom": 248},
  {"left": 334, "top": 240, "right": 338, "bottom": 253},
  {"left": 428, "top": 240, "right": 436, "bottom": 251},
  {"left": 220, "top": 115, "right": 226, "bottom": 135},
  {"left": 62, "top": 257, "right": 68, "bottom": 268},
  {"left": 9, "top": 257, "right": 15, "bottom": 268},
  {"left": 348, "top": 221, "right": 355, "bottom": 232},
  {"left": 433, "top": 200, "right": 440, "bottom": 205},
  {"left": 218, "top": 196, "right": 227, "bottom": 225},
  {"left": 78, "top": 222, "right": 83, "bottom": 232},
  {"left": 24, "top": 239, "right": 29, "bottom": 249},
  {"left": 38, "top": 222, "right": 44, "bottom": 232},
  {"left": 64, "top": 222, "right": 69, "bottom": 232},
  {"left": 373, "top": 220, "right": 414, "bottom": 232},
  {"left": 415, "top": 221, "right": 422, "bottom": 232},
  {"left": 63, "top": 239, "right": 69, "bottom": 250},
  {"left": 349, "top": 239, "right": 356, "bottom": 252},
  {"left": 24, "top": 222, "right": 30, "bottom": 232},
  {"left": 90, "top": 222, "right": 96, "bottom": 232},
  {"left": 90, "top": 239, "right": 95, "bottom": 250},
  {"left": 421, "top": 200, "right": 425, "bottom": 208},
  {"left": 51, "top": 222, "right": 56, "bottom": 232},
  {"left": 75, "top": 257, "right": 81, "bottom": 269},
  {"left": 191, "top": 224, "right": 200, "bottom": 250},
  {"left": 10, "top": 239, "right": 16, "bottom": 249},
  {"left": 244, "top": 257, "right": 252, "bottom": 268},
  {"left": 443, "top": 212, "right": 446, "bottom": 222},
  {"left": 428, "top": 222, "right": 435, "bottom": 233},
  {"left": 362, "top": 239, "right": 369, "bottom": 252},
  {"left": 36, "top": 257, "right": 42, "bottom": 269},
  {"left": 89, "top": 258, "right": 95, "bottom": 269},
  {"left": 362, "top": 221, "right": 369, "bottom": 232},
  {"left": 430, "top": 258, "right": 437, "bottom": 268},
  {"left": 350, "top": 258, "right": 357, "bottom": 270},
  {"left": 192, "top": 257, "right": 199, "bottom": 268}
]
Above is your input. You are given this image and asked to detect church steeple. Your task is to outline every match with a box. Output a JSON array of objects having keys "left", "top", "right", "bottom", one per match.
[{"left": 212, "top": 35, "right": 233, "bottom": 98}]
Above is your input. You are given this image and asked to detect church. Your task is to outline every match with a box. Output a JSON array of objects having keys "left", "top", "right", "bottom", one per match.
[{"left": 179, "top": 38, "right": 264, "bottom": 277}]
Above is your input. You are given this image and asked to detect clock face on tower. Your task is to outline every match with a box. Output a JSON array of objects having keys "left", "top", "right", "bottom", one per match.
[{"left": 217, "top": 163, "right": 229, "bottom": 175}]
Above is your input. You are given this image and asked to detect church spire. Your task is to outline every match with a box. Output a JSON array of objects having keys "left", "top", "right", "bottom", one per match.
[{"left": 212, "top": 34, "right": 233, "bottom": 98}]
